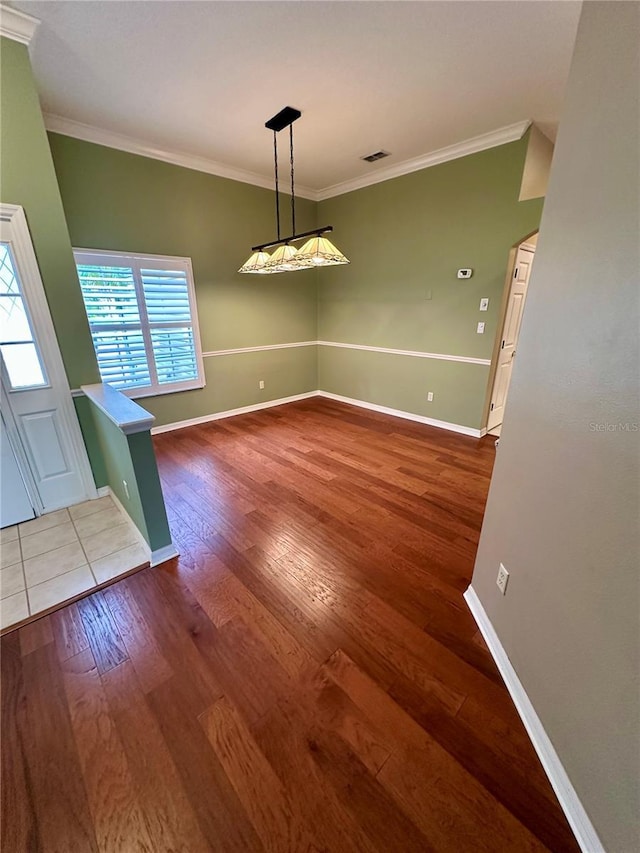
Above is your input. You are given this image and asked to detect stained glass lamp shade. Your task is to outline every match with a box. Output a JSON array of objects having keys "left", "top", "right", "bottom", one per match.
[
  {"left": 238, "top": 251, "right": 272, "bottom": 274},
  {"left": 295, "top": 236, "right": 350, "bottom": 267},
  {"left": 263, "top": 244, "right": 300, "bottom": 273}
]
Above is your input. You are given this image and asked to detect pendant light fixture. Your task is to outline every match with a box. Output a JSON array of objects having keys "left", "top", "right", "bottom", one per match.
[{"left": 238, "top": 106, "right": 349, "bottom": 275}]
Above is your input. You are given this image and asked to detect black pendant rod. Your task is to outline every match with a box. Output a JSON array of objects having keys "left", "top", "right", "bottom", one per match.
[
  {"left": 290, "top": 123, "right": 296, "bottom": 238},
  {"left": 252, "top": 225, "right": 333, "bottom": 253},
  {"left": 273, "top": 130, "right": 281, "bottom": 242}
]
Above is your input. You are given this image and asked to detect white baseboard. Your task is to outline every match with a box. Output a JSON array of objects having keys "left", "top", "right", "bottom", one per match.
[
  {"left": 150, "top": 542, "right": 180, "bottom": 567},
  {"left": 150, "top": 391, "right": 320, "bottom": 434},
  {"left": 318, "top": 391, "right": 483, "bottom": 437},
  {"left": 102, "top": 486, "right": 180, "bottom": 568},
  {"left": 149, "top": 389, "right": 483, "bottom": 439},
  {"left": 96, "top": 485, "right": 110, "bottom": 498},
  {"left": 463, "top": 586, "right": 604, "bottom": 853}
]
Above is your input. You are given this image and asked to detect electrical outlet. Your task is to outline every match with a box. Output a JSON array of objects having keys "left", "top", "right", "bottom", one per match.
[
  {"left": 123, "top": 479, "right": 129, "bottom": 500},
  {"left": 259, "top": 380, "right": 265, "bottom": 390},
  {"left": 477, "top": 322, "right": 485, "bottom": 334},
  {"left": 479, "top": 298, "right": 489, "bottom": 311},
  {"left": 427, "top": 392, "right": 434, "bottom": 402},
  {"left": 496, "top": 563, "right": 509, "bottom": 595}
]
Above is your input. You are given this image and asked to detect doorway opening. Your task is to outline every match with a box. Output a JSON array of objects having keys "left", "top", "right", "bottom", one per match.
[{"left": 486, "top": 231, "right": 538, "bottom": 437}]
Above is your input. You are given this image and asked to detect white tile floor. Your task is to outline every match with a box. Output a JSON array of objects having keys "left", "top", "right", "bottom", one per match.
[{"left": 0, "top": 495, "right": 149, "bottom": 631}]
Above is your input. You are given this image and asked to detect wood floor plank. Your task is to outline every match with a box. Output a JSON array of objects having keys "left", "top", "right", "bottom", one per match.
[
  {"left": 200, "top": 695, "right": 308, "bottom": 853},
  {"left": 147, "top": 675, "right": 265, "bottom": 852},
  {"left": 1, "top": 399, "right": 579, "bottom": 853},
  {"left": 1, "top": 632, "right": 38, "bottom": 852},
  {"left": 195, "top": 566, "right": 313, "bottom": 678},
  {"left": 103, "top": 582, "right": 172, "bottom": 693},
  {"left": 101, "top": 661, "right": 211, "bottom": 853},
  {"left": 61, "top": 649, "right": 155, "bottom": 852},
  {"left": 323, "top": 650, "right": 547, "bottom": 852},
  {"left": 19, "top": 615, "right": 53, "bottom": 657},
  {"left": 51, "top": 601, "right": 90, "bottom": 662},
  {"left": 305, "top": 725, "right": 436, "bottom": 853},
  {"left": 19, "top": 642, "right": 99, "bottom": 851},
  {"left": 254, "top": 695, "right": 381, "bottom": 853},
  {"left": 126, "top": 569, "right": 224, "bottom": 707},
  {"left": 389, "top": 677, "right": 579, "bottom": 852},
  {"left": 77, "top": 592, "right": 129, "bottom": 675}
]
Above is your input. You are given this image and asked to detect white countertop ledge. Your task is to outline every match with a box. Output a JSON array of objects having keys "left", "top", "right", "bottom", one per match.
[{"left": 81, "top": 383, "right": 155, "bottom": 435}]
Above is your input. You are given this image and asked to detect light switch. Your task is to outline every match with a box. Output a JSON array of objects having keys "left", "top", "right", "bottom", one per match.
[
  {"left": 477, "top": 322, "right": 485, "bottom": 334},
  {"left": 479, "top": 298, "right": 489, "bottom": 311}
]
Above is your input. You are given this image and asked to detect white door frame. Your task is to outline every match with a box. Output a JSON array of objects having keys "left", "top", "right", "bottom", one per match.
[{"left": 0, "top": 203, "right": 97, "bottom": 509}]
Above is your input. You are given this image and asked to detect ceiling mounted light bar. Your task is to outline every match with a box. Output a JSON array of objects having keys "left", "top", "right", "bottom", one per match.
[
  {"left": 265, "top": 105, "right": 301, "bottom": 132},
  {"left": 238, "top": 107, "right": 350, "bottom": 275},
  {"left": 251, "top": 225, "right": 334, "bottom": 253}
]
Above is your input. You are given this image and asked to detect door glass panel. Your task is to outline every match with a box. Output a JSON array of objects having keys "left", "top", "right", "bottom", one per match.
[
  {"left": 0, "top": 295, "right": 33, "bottom": 342},
  {"left": 0, "top": 243, "right": 47, "bottom": 389},
  {"left": 0, "top": 343, "right": 46, "bottom": 388}
]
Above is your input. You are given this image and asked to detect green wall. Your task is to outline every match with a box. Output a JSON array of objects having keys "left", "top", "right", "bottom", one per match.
[
  {"left": 0, "top": 38, "right": 99, "bottom": 388},
  {"left": 127, "top": 430, "right": 173, "bottom": 552},
  {"left": 74, "top": 395, "right": 108, "bottom": 488},
  {"left": 317, "top": 136, "right": 543, "bottom": 429},
  {"left": 145, "top": 346, "right": 317, "bottom": 426},
  {"left": 84, "top": 401, "right": 171, "bottom": 552},
  {"left": 1, "top": 41, "right": 172, "bottom": 554},
  {"left": 48, "top": 133, "right": 319, "bottom": 427},
  {"left": 49, "top": 126, "right": 542, "bottom": 433}
]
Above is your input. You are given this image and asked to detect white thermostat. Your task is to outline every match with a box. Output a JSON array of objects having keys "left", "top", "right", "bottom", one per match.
[{"left": 457, "top": 268, "right": 473, "bottom": 279}]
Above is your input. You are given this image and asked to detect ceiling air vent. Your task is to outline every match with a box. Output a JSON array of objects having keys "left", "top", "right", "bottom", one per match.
[{"left": 361, "top": 150, "right": 391, "bottom": 163}]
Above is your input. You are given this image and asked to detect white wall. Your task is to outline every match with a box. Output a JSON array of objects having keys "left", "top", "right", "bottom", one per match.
[
  {"left": 519, "top": 124, "right": 554, "bottom": 200},
  {"left": 470, "top": 3, "right": 639, "bottom": 851}
]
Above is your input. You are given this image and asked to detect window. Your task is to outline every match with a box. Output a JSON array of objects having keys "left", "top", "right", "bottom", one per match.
[
  {"left": 74, "top": 249, "right": 204, "bottom": 398},
  {"left": 0, "top": 242, "right": 47, "bottom": 389}
]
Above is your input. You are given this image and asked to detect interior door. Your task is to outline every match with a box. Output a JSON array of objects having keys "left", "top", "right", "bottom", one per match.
[
  {"left": 488, "top": 245, "right": 535, "bottom": 431},
  {"left": 0, "top": 206, "right": 96, "bottom": 513}
]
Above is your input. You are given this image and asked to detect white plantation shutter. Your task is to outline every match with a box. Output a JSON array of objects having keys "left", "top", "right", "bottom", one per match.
[{"left": 74, "top": 250, "right": 204, "bottom": 397}]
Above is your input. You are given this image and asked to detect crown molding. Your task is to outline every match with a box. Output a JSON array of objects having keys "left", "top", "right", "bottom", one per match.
[
  {"left": 315, "top": 120, "right": 532, "bottom": 201},
  {"left": 0, "top": 4, "right": 39, "bottom": 45},
  {"left": 44, "top": 112, "right": 532, "bottom": 202},
  {"left": 43, "top": 113, "right": 319, "bottom": 201}
]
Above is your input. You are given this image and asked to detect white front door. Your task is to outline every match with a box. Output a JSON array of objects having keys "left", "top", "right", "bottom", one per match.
[
  {"left": 488, "top": 245, "right": 535, "bottom": 431},
  {"left": 1, "top": 413, "right": 35, "bottom": 527},
  {"left": 0, "top": 205, "right": 96, "bottom": 514}
]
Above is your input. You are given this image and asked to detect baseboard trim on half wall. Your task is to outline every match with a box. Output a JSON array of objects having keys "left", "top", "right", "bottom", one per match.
[
  {"left": 97, "top": 486, "right": 180, "bottom": 569},
  {"left": 150, "top": 542, "right": 180, "bottom": 568},
  {"left": 463, "top": 586, "right": 605, "bottom": 853}
]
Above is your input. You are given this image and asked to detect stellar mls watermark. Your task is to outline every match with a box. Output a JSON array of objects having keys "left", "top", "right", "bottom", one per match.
[{"left": 589, "top": 422, "right": 639, "bottom": 432}]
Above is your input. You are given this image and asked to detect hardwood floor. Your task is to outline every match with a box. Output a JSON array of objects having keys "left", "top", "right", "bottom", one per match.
[{"left": 1, "top": 398, "right": 580, "bottom": 852}]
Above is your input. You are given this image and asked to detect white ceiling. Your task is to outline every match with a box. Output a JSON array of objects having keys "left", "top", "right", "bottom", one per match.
[{"left": 11, "top": 1, "right": 581, "bottom": 194}]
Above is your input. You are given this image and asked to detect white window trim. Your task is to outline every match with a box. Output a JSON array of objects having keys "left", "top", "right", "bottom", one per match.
[{"left": 74, "top": 247, "right": 205, "bottom": 399}]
